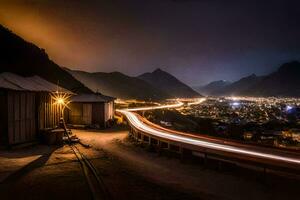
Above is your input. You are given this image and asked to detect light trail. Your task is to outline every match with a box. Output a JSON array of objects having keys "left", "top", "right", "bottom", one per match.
[
  {"left": 123, "top": 101, "right": 184, "bottom": 111},
  {"left": 119, "top": 110, "right": 300, "bottom": 165},
  {"left": 121, "top": 98, "right": 207, "bottom": 112},
  {"left": 187, "top": 98, "right": 206, "bottom": 106}
]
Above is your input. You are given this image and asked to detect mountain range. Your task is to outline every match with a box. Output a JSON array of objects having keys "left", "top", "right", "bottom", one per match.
[
  {"left": 245, "top": 61, "right": 300, "bottom": 97},
  {"left": 194, "top": 80, "right": 231, "bottom": 96},
  {"left": 0, "top": 24, "right": 200, "bottom": 99},
  {"left": 67, "top": 68, "right": 201, "bottom": 100},
  {"left": 1, "top": 24, "right": 300, "bottom": 98},
  {"left": 196, "top": 61, "right": 300, "bottom": 97},
  {"left": 66, "top": 69, "right": 169, "bottom": 100}
]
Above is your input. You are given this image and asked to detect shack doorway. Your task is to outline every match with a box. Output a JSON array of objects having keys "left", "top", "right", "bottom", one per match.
[{"left": 82, "top": 103, "right": 92, "bottom": 125}]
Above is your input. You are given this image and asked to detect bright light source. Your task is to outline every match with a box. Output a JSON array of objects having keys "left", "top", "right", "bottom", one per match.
[
  {"left": 286, "top": 105, "right": 293, "bottom": 112},
  {"left": 57, "top": 98, "right": 64, "bottom": 105},
  {"left": 50, "top": 91, "right": 73, "bottom": 118},
  {"left": 232, "top": 102, "right": 240, "bottom": 106},
  {"left": 231, "top": 97, "right": 238, "bottom": 101},
  {"left": 230, "top": 101, "right": 240, "bottom": 107}
]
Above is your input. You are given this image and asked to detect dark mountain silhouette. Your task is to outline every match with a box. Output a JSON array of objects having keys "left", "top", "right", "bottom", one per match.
[
  {"left": 138, "top": 68, "right": 201, "bottom": 98},
  {"left": 194, "top": 80, "right": 231, "bottom": 96},
  {"left": 66, "top": 69, "right": 170, "bottom": 100},
  {"left": 205, "top": 61, "right": 300, "bottom": 97},
  {"left": 0, "top": 25, "right": 91, "bottom": 93},
  {"left": 215, "top": 74, "right": 264, "bottom": 96},
  {"left": 245, "top": 61, "right": 300, "bottom": 97}
]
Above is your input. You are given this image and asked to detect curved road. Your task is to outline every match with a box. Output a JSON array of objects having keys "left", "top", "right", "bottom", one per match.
[{"left": 117, "top": 99, "right": 300, "bottom": 171}]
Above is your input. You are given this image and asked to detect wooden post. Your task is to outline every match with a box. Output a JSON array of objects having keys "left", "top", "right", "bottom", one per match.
[
  {"left": 167, "top": 142, "right": 170, "bottom": 150},
  {"left": 141, "top": 134, "right": 144, "bottom": 143},
  {"left": 131, "top": 129, "right": 136, "bottom": 141},
  {"left": 157, "top": 140, "right": 162, "bottom": 155},
  {"left": 135, "top": 131, "right": 138, "bottom": 141}
]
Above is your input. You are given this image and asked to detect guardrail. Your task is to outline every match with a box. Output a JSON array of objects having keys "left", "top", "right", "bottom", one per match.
[{"left": 117, "top": 110, "right": 300, "bottom": 176}]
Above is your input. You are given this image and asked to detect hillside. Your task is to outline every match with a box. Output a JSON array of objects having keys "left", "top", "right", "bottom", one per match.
[
  {"left": 205, "top": 61, "right": 300, "bottom": 97},
  {"left": 245, "top": 61, "right": 300, "bottom": 97},
  {"left": 214, "top": 74, "right": 264, "bottom": 96},
  {"left": 138, "top": 68, "right": 201, "bottom": 98},
  {"left": 195, "top": 80, "right": 231, "bottom": 96},
  {"left": 66, "top": 69, "right": 170, "bottom": 100},
  {"left": 0, "top": 25, "right": 91, "bottom": 93}
]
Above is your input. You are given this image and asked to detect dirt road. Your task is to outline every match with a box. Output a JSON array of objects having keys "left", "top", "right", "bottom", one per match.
[
  {"left": 74, "top": 127, "right": 299, "bottom": 200},
  {"left": 0, "top": 127, "right": 298, "bottom": 200},
  {"left": 0, "top": 145, "right": 91, "bottom": 200}
]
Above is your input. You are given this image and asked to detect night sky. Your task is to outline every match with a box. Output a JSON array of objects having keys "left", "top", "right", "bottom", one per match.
[{"left": 0, "top": 0, "right": 300, "bottom": 86}]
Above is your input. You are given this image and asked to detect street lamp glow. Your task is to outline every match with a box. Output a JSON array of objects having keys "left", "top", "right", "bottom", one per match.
[
  {"left": 51, "top": 91, "right": 71, "bottom": 107},
  {"left": 57, "top": 98, "right": 64, "bottom": 105},
  {"left": 51, "top": 90, "right": 73, "bottom": 118}
]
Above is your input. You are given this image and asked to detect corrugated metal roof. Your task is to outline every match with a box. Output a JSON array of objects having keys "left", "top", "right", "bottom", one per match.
[
  {"left": 71, "top": 93, "right": 115, "bottom": 103},
  {"left": 0, "top": 75, "right": 25, "bottom": 91},
  {"left": 28, "top": 76, "right": 72, "bottom": 94},
  {"left": 0, "top": 72, "right": 73, "bottom": 94}
]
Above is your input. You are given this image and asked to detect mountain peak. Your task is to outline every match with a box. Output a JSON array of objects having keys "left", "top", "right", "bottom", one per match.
[
  {"left": 67, "top": 69, "right": 170, "bottom": 100},
  {"left": 248, "top": 73, "right": 257, "bottom": 78},
  {"left": 138, "top": 69, "right": 201, "bottom": 98},
  {"left": 214, "top": 80, "right": 231, "bottom": 84},
  {"left": 193, "top": 80, "right": 232, "bottom": 95},
  {"left": 153, "top": 68, "right": 165, "bottom": 74}
]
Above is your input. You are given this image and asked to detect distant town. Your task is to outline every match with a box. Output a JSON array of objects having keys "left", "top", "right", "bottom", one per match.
[{"left": 177, "top": 97, "right": 300, "bottom": 149}]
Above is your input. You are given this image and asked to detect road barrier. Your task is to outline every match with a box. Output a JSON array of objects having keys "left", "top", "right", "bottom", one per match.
[{"left": 117, "top": 110, "right": 300, "bottom": 177}]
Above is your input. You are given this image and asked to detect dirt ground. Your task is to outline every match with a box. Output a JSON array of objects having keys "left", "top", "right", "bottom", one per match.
[{"left": 0, "top": 127, "right": 299, "bottom": 200}]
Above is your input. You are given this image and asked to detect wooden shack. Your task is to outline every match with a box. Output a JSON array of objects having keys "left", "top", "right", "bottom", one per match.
[
  {"left": 0, "top": 72, "right": 72, "bottom": 147},
  {"left": 67, "top": 93, "right": 115, "bottom": 128}
]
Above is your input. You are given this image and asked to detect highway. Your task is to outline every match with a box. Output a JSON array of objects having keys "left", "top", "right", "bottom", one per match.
[
  {"left": 117, "top": 99, "right": 300, "bottom": 171},
  {"left": 123, "top": 98, "right": 206, "bottom": 111},
  {"left": 124, "top": 101, "right": 184, "bottom": 111}
]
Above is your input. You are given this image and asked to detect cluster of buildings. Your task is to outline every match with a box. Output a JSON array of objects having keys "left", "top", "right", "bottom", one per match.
[
  {"left": 178, "top": 97, "right": 300, "bottom": 149},
  {"left": 180, "top": 97, "right": 300, "bottom": 124},
  {"left": 0, "top": 72, "right": 115, "bottom": 148}
]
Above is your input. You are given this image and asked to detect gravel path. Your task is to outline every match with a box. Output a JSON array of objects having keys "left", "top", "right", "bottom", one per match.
[
  {"left": 0, "top": 127, "right": 298, "bottom": 200},
  {"left": 74, "top": 127, "right": 299, "bottom": 200}
]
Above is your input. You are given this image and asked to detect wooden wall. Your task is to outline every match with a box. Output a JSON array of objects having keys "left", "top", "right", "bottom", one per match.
[
  {"left": 68, "top": 103, "right": 82, "bottom": 124},
  {"left": 67, "top": 101, "right": 115, "bottom": 128},
  {"left": 68, "top": 102, "right": 105, "bottom": 127},
  {"left": 6, "top": 91, "right": 36, "bottom": 145},
  {"left": 0, "top": 90, "right": 67, "bottom": 146},
  {"left": 83, "top": 104, "right": 92, "bottom": 124},
  {"left": 0, "top": 90, "right": 8, "bottom": 145},
  {"left": 37, "top": 93, "right": 63, "bottom": 130},
  {"left": 68, "top": 103, "right": 93, "bottom": 125},
  {"left": 92, "top": 103, "right": 105, "bottom": 127}
]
